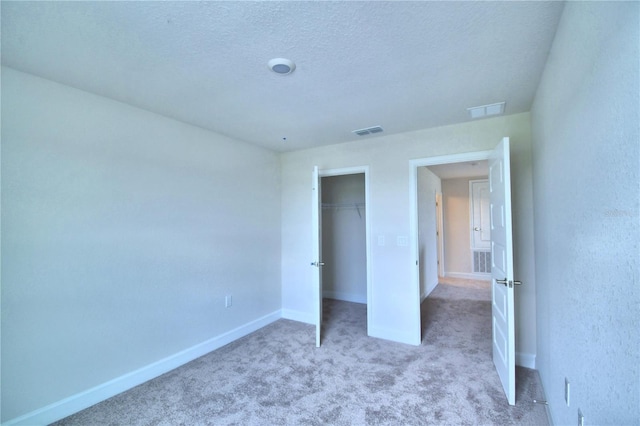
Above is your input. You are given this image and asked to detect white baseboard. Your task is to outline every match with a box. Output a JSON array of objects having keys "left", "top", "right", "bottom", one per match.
[
  {"left": 368, "top": 326, "right": 420, "bottom": 346},
  {"left": 516, "top": 352, "right": 536, "bottom": 369},
  {"left": 5, "top": 310, "right": 282, "bottom": 426},
  {"left": 445, "top": 271, "right": 491, "bottom": 281},
  {"left": 323, "top": 291, "right": 366, "bottom": 304},
  {"left": 281, "top": 308, "right": 314, "bottom": 325}
]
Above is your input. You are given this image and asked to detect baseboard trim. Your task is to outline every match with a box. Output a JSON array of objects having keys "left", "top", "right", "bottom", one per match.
[
  {"left": 445, "top": 272, "right": 491, "bottom": 281},
  {"left": 4, "top": 310, "right": 282, "bottom": 426},
  {"left": 323, "top": 291, "right": 366, "bottom": 304},
  {"left": 281, "top": 308, "right": 314, "bottom": 325},
  {"left": 516, "top": 352, "right": 536, "bottom": 369},
  {"left": 368, "top": 326, "right": 420, "bottom": 346}
]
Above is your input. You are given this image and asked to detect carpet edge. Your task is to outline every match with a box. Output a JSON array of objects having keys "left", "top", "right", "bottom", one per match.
[{"left": 4, "top": 310, "right": 282, "bottom": 426}]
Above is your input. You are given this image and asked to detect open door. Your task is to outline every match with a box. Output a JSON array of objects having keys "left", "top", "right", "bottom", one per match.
[
  {"left": 489, "top": 137, "right": 516, "bottom": 405},
  {"left": 311, "top": 166, "right": 323, "bottom": 347}
]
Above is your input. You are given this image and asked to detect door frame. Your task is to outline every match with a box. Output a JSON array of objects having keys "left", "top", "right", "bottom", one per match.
[
  {"left": 316, "top": 166, "right": 372, "bottom": 338},
  {"left": 409, "top": 150, "right": 492, "bottom": 339}
]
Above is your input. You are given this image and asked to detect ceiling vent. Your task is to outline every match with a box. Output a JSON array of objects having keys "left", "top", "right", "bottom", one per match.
[
  {"left": 467, "top": 102, "right": 506, "bottom": 119},
  {"left": 353, "top": 126, "right": 384, "bottom": 136}
]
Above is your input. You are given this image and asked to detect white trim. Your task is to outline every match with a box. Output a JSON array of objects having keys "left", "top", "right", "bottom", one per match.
[
  {"left": 368, "top": 326, "right": 420, "bottom": 346},
  {"left": 410, "top": 151, "right": 493, "bottom": 169},
  {"left": 281, "top": 309, "right": 314, "bottom": 325},
  {"left": 410, "top": 151, "right": 493, "bottom": 345},
  {"left": 4, "top": 310, "right": 281, "bottom": 426},
  {"left": 516, "top": 352, "right": 536, "bottom": 369},
  {"left": 317, "top": 166, "right": 372, "bottom": 341},
  {"left": 318, "top": 166, "right": 366, "bottom": 178},
  {"left": 323, "top": 291, "right": 366, "bottom": 304}
]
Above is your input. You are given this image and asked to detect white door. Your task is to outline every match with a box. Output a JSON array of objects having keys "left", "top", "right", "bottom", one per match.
[
  {"left": 489, "top": 137, "right": 516, "bottom": 405},
  {"left": 470, "top": 180, "right": 491, "bottom": 250},
  {"left": 311, "top": 166, "right": 323, "bottom": 347}
]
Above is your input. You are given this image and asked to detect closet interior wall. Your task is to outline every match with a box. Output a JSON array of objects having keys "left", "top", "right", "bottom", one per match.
[{"left": 321, "top": 174, "right": 367, "bottom": 304}]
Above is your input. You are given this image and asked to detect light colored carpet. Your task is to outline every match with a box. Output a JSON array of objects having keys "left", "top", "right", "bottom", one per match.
[{"left": 52, "top": 281, "right": 548, "bottom": 425}]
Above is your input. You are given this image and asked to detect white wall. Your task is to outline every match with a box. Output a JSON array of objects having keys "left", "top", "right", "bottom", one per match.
[
  {"left": 530, "top": 2, "right": 639, "bottom": 424},
  {"left": 281, "top": 112, "right": 537, "bottom": 357},
  {"left": 441, "top": 176, "right": 488, "bottom": 278},
  {"left": 417, "top": 167, "right": 441, "bottom": 299},
  {"left": 1, "top": 67, "right": 282, "bottom": 423},
  {"left": 321, "top": 174, "right": 367, "bottom": 303}
]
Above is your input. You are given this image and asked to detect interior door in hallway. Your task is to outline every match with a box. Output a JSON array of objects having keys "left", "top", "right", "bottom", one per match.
[
  {"left": 470, "top": 179, "right": 491, "bottom": 250},
  {"left": 489, "top": 137, "right": 516, "bottom": 405}
]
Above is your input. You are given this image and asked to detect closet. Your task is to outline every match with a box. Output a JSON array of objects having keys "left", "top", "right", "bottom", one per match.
[{"left": 320, "top": 174, "right": 367, "bottom": 304}]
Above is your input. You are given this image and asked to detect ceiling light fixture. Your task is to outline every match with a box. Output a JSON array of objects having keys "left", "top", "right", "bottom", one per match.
[
  {"left": 467, "top": 102, "right": 506, "bottom": 119},
  {"left": 268, "top": 58, "right": 296, "bottom": 75}
]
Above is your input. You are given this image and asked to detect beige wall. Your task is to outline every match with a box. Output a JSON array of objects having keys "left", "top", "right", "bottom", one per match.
[{"left": 442, "top": 176, "right": 488, "bottom": 277}]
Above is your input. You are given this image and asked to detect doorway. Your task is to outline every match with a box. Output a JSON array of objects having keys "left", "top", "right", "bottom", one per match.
[
  {"left": 321, "top": 174, "right": 367, "bottom": 305},
  {"left": 313, "top": 166, "right": 371, "bottom": 346},
  {"left": 409, "top": 139, "right": 517, "bottom": 404},
  {"left": 429, "top": 168, "right": 491, "bottom": 281},
  {"left": 410, "top": 150, "right": 492, "bottom": 307}
]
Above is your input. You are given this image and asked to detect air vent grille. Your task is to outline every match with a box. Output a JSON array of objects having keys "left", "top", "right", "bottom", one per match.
[
  {"left": 473, "top": 250, "right": 492, "bottom": 273},
  {"left": 353, "top": 126, "right": 383, "bottom": 136}
]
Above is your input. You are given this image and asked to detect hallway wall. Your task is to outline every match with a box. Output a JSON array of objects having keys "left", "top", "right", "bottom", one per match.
[{"left": 530, "top": 2, "right": 639, "bottom": 423}]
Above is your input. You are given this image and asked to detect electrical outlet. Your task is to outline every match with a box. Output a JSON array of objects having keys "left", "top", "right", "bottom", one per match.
[
  {"left": 578, "top": 409, "right": 584, "bottom": 426},
  {"left": 565, "top": 378, "right": 570, "bottom": 406},
  {"left": 225, "top": 295, "right": 232, "bottom": 308}
]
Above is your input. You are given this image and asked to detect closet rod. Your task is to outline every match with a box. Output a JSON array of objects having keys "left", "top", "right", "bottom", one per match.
[
  {"left": 321, "top": 202, "right": 365, "bottom": 218},
  {"left": 321, "top": 202, "right": 365, "bottom": 209}
]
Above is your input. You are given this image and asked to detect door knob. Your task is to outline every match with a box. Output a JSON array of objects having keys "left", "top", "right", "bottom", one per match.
[
  {"left": 310, "top": 261, "right": 325, "bottom": 267},
  {"left": 496, "top": 278, "right": 522, "bottom": 288},
  {"left": 474, "top": 227, "right": 481, "bottom": 231}
]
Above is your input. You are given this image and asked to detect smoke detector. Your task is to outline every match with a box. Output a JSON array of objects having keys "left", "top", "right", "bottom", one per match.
[{"left": 268, "top": 58, "right": 296, "bottom": 75}]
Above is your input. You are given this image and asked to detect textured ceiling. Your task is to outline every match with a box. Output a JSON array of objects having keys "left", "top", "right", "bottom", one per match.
[{"left": 1, "top": 1, "right": 564, "bottom": 152}]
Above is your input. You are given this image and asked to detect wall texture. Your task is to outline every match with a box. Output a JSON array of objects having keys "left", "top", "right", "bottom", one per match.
[
  {"left": 417, "top": 167, "right": 441, "bottom": 299},
  {"left": 280, "top": 112, "right": 537, "bottom": 360},
  {"left": 1, "top": 68, "right": 282, "bottom": 422},
  {"left": 321, "top": 174, "right": 367, "bottom": 303},
  {"left": 530, "top": 2, "right": 639, "bottom": 424}
]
